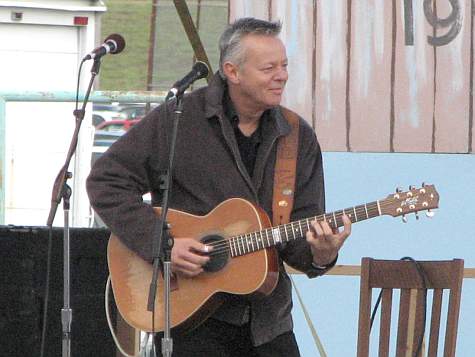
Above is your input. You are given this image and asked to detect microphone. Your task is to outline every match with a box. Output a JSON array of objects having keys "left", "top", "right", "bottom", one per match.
[
  {"left": 166, "top": 61, "right": 209, "bottom": 100},
  {"left": 83, "top": 34, "right": 126, "bottom": 61}
]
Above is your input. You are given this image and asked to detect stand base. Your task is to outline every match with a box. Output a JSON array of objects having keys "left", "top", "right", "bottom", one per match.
[{"left": 161, "top": 337, "right": 173, "bottom": 357}]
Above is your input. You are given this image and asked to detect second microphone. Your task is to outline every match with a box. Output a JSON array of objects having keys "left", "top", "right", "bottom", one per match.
[{"left": 166, "top": 61, "right": 209, "bottom": 101}]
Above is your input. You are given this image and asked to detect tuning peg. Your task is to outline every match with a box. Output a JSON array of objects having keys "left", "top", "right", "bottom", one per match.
[
  {"left": 409, "top": 185, "right": 415, "bottom": 190},
  {"left": 414, "top": 211, "right": 419, "bottom": 220},
  {"left": 426, "top": 209, "right": 435, "bottom": 218},
  {"left": 402, "top": 214, "right": 408, "bottom": 223},
  {"left": 396, "top": 187, "right": 403, "bottom": 193},
  {"left": 422, "top": 182, "right": 426, "bottom": 187}
]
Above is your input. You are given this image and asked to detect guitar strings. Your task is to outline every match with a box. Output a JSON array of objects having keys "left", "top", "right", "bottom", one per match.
[
  {"left": 201, "top": 199, "right": 401, "bottom": 255},
  {"left": 197, "top": 198, "right": 419, "bottom": 258}
]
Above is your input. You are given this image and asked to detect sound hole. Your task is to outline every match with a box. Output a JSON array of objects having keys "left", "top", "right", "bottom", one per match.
[{"left": 201, "top": 234, "right": 229, "bottom": 273}]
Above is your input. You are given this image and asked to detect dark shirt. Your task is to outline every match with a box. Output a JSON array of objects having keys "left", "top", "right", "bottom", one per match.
[{"left": 223, "top": 90, "right": 263, "bottom": 178}]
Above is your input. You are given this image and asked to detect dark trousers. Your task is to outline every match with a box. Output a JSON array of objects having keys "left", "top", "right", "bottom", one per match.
[{"left": 156, "top": 318, "right": 301, "bottom": 357}]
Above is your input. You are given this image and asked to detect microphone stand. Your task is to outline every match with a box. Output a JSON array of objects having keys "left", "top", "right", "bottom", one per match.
[
  {"left": 147, "top": 95, "right": 183, "bottom": 357},
  {"left": 46, "top": 58, "right": 101, "bottom": 357}
]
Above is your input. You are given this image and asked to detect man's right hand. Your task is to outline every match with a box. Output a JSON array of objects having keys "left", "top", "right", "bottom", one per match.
[{"left": 171, "top": 238, "right": 211, "bottom": 277}]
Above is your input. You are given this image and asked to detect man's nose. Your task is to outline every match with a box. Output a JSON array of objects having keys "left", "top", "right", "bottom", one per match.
[{"left": 275, "top": 67, "right": 288, "bottom": 81}]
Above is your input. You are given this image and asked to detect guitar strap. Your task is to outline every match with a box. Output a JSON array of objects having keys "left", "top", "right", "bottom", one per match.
[
  {"left": 273, "top": 107, "right": 329, "bottom": 357},
  {"left": 272, "top": 106, "right": 299, "bottom": 226}
]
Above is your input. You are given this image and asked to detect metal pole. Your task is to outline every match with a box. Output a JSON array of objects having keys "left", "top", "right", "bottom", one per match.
[
  {"left": 147, "top": 0, "right": 159, "bottom": 93},
  {"left": 61, "top": 184, "right": 72, "bottom": 357}
]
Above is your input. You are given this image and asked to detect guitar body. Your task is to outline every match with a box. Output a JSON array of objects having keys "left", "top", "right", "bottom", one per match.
[{"left": 107, "top": 198, "right": 279, "bottom": 333}]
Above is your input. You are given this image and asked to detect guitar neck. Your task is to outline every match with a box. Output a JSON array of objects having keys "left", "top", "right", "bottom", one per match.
[{"left": 227, "top": 200, "right": 382, "bottom": 258}]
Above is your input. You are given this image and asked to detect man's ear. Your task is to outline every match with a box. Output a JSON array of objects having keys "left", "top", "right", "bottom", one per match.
[{"left": 223, "top": 62, "right": 240, "bottom": 84}]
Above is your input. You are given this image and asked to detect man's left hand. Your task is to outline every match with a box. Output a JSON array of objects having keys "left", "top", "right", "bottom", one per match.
[{"left": 306, "top": 215, "right": 352, "bottom": 267}]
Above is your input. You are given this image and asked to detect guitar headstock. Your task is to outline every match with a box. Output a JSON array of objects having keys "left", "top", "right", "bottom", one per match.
[{"left": 380, "top": 184, "right": 439, "bottom": 220}]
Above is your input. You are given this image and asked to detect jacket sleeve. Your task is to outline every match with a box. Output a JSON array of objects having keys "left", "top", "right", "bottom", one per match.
[
  {"left": 278, "top": 120, "right": 335, "bottom": 278},
  {"left": 86, "top": 107, "right": 168, "bottom": 262}
]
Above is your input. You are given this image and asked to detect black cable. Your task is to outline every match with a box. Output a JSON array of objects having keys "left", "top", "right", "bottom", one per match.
[
  {"left": 75, "top": 59, "right": 86, "bottom": 111},
  {"left": 369, "top": 288, "right": 383, "bottom": 330},
  {"left": 368, "top": 256, "right": 430, "bottom": 357},
  {"left": 39, "top": 58, "right": 85, "bottom": 357}
]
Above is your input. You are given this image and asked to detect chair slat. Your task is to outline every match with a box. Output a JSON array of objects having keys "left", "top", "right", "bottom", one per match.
[
  {"left": 396, "top": 289, "right": 411, "bottom": 356},
  {"left": 428, "top": 289, "right": 443, "bottom": 357},
  {"left": 378, "top": 288, "right": 392, "bottom": 357}
]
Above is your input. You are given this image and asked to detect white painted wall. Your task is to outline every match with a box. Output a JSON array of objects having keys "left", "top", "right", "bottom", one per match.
[{"left": 0, "top": 1, "right": 105, "bottom": 227}]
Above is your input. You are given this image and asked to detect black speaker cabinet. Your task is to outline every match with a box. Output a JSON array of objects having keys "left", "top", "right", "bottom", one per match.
[{"left": 0, "top": 226, "right": 118, "bottom": 356}]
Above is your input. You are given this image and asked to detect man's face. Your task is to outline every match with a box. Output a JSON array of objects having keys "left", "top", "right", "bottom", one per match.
[{"left": 232, "top": 34, "right": 288, "bottom": 111}]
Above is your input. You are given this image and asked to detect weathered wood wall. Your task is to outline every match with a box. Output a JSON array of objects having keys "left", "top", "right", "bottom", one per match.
[{"left": 229, "top": 0, "right": 474, "bottom": 153}]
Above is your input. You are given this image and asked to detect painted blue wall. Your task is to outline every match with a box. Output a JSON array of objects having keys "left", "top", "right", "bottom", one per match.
[{"left": 292, "top": 153, "right": 475, "bottom": 356}]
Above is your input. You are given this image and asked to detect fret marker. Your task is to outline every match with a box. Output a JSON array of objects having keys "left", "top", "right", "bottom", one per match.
[{"left": 272, "top": 228, "right": 281, "bottom": 244}]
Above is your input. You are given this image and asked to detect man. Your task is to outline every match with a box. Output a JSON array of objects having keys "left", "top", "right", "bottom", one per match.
[{"left": 87, "top": 18, "right": 351, "bottom": 356}]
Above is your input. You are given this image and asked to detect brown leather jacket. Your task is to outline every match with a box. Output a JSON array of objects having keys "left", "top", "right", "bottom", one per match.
[{"left": 87, "top": 73, "right": 333, "bottom": 346}]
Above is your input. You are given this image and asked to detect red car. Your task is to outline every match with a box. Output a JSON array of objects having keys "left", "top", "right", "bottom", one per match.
[{"left": 95, "top": 119, "right": 140, "bottom": 132}]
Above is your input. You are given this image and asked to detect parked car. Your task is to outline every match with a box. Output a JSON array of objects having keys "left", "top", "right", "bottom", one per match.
[
  {"left": 92, "top": 103, "right": 129, "bottom": 122},
  {"left": 92, "top": 114, "right": 105, "bottom": 127},
  {"left": 116, "top": 105, "right": 149, "bottom": 120},
  {"left": 95, "top": 119, "right": 140, "bottom": 132},
  {"left": 92, "top": 103, "right": 158, "bottom": 124}
]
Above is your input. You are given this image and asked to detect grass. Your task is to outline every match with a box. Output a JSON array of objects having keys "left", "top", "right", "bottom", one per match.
[{"left": 99, "top": 0, "right": 228, "bottom": 91}]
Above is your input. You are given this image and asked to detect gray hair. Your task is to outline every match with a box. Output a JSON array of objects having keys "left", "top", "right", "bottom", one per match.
[{"left": 218, "top": 17, "right": 282, "bottom": 79}]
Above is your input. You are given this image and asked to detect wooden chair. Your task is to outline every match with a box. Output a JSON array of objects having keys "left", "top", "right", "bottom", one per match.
[{"left": 357, "top": 258, "right": 464, "bottom": 357}]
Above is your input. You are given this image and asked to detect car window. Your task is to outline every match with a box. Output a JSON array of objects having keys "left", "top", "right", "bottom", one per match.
[{"left": 101, "top": 124, "right": 125, "bottom": 132}]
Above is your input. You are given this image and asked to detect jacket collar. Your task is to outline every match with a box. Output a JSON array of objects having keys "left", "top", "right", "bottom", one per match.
[
  {"left": 204, "top": 72, "right": 227, "bottom": 119},
  {"left": 204, "top": 72, "right": 291, "bottom": 138}
]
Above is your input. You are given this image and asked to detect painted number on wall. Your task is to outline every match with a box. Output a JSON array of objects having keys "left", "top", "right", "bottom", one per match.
[{"left": 404, "top": 0, "right": 462, "bottom": 46}]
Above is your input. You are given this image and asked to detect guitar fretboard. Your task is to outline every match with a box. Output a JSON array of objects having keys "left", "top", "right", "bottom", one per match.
[{"left": 227, "top": 200, "right": 383, "bottom": 257}]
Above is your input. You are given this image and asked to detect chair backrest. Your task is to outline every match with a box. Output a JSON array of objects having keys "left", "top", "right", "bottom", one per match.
[{"left": 357, "top": 258, "right": 464, "bottom": 357}]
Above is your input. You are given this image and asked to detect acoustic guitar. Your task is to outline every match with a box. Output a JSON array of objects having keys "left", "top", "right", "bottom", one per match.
[{"left": 107, "top": 184, "right": 439, "bottom": 333}]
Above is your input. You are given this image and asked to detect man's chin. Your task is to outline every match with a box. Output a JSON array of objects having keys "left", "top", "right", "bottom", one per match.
[
  {"left": 266, "top": 92, "right": 283, "bottom": 102},
  {"left": 268, "top": 97, "right": 283, "bottom": 107}
]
